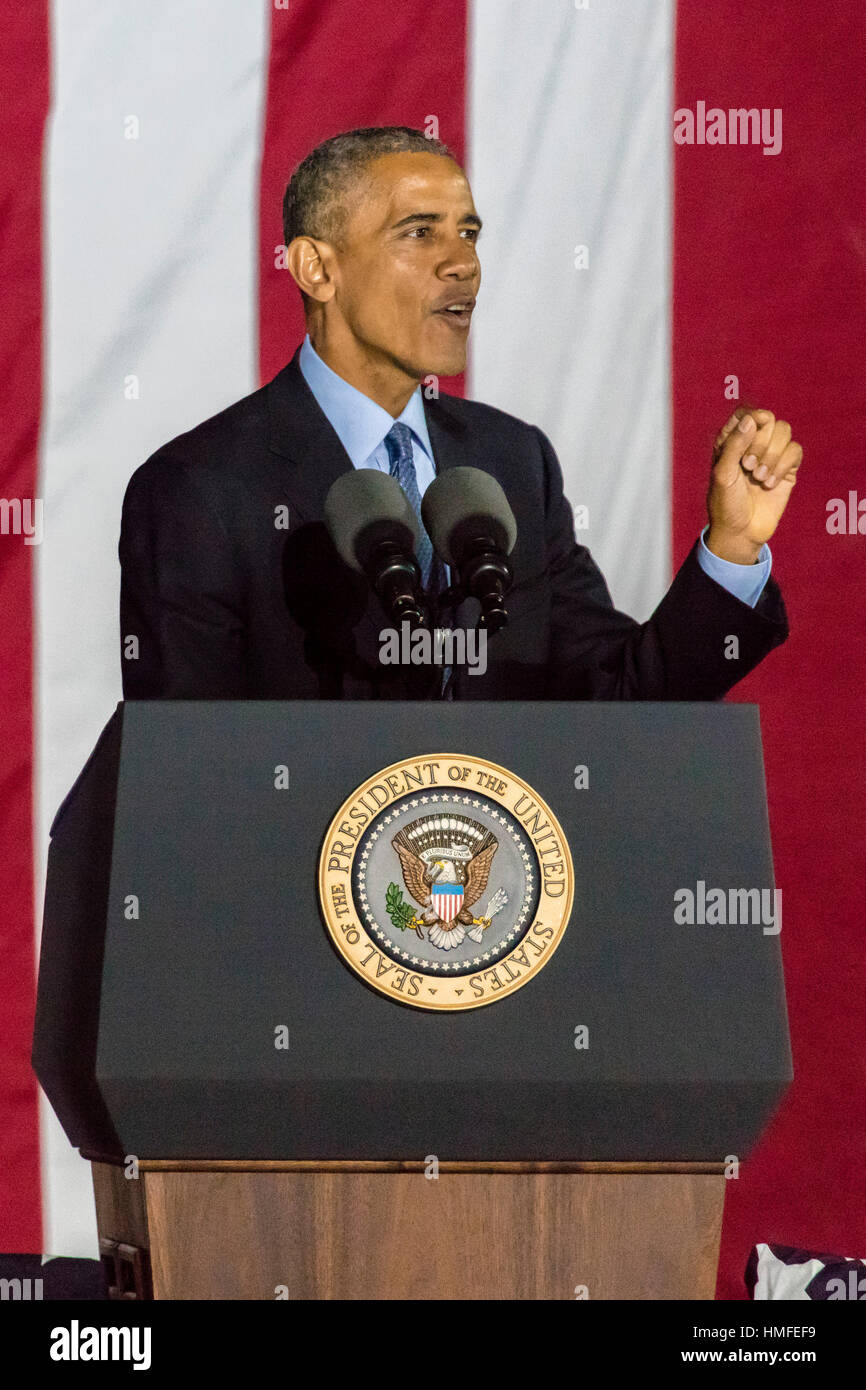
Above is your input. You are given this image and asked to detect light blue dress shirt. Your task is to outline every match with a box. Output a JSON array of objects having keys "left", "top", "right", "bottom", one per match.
[
  {"left": 697, "top": 526, "right": 771, "bottom": 608},
  {"left": 298, "top": 333, "right": 771, "bottom": 608},
  {"left": 299, "top": 333, "right": 436, "bottom": 490}
]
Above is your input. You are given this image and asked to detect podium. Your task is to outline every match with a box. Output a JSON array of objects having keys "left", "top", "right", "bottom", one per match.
[{"left": 33, "top": 701, "right": 791, "bottom": 1299}]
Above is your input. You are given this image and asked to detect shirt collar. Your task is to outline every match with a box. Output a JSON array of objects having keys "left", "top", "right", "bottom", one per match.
[{"left": 299, "top": 333, "right": 433, "bottom": 467}]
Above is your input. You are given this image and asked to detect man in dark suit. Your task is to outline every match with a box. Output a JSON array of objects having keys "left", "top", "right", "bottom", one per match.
[{"left": 119, "top": 126, "right": 803, "bottom": 702}]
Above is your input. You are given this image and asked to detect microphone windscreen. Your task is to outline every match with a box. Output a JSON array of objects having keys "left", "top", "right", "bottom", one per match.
[
  {"left": 421, "top": 466, "right": 517, "bottom": 566},
  {"left": 324, "top": 469, "right": 419, "bottom": 573}
]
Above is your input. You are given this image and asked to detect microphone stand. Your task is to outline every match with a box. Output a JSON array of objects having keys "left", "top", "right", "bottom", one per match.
[{"left": 428, "top": 545, "right": 514, "bottom": 700}]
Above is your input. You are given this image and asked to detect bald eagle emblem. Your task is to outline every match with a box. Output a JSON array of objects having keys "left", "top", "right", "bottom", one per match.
[{"left": 388, "top": 813, "right": 509, "bottom": 951}]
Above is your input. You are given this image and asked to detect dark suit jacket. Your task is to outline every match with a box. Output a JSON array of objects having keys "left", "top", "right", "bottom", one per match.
[{"left": 119, "top": 344, "right": 788, "bottom": 701}]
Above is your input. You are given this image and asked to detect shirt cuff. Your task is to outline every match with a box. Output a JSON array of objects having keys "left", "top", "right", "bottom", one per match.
[{"left": 697, "top": 526, "right": 772, "bottom": 609}]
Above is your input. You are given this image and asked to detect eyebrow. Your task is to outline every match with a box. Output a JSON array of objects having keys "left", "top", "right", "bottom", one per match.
[{"left": 389, "top": 211, "right": 483, "bottom": 231}]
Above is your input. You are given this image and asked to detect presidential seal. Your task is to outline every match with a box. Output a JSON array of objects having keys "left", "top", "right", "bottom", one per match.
[{"left": 318, "top": 754, "right": 573, "bottom": 1011}]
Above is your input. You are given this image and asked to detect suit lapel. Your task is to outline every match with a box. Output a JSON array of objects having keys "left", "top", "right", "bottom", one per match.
[
  {"left": 267, "top": 344, "right": 472, "bottom": 494},
  {"left": 423, "top": 387, "right": 470, "bottom": 479},
  {"left": 266, "top": 345, "right": 354, "bottom": 520},
  {"left": 266, "top": 349, "right": 479, "bottom": 689}
]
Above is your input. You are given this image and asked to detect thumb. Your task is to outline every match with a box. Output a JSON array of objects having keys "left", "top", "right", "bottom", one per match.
[{"left": 713, "top": 412, "right": 757, "bottom": 487}]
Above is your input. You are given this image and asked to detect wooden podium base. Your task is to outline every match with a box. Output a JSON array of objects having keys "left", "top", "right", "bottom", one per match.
[{"left": 89, "top": 1158, "right": 724, "bottom": 1300}]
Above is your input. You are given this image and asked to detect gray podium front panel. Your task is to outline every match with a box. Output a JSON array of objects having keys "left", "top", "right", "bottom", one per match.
[{"left": 89, "top": 701, "right": 791, "bottom": 1159}]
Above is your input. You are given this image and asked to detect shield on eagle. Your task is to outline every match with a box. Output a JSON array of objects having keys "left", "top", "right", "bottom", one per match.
[{"left": 431, "top": 882, "right": 465, "bottom": 923}]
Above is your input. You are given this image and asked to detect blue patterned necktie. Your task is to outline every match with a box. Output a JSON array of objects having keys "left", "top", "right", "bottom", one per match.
[{"left": 384, "top": 422, "right": 444, "bottom": 593}]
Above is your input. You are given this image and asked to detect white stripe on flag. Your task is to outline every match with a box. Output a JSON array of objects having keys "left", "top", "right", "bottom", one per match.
[
  {"left": 466, "top": 0, "right": 674, "bottom": 620},
  {"left": 36, "top": 0, "right": 269, "bottom": 1258}
]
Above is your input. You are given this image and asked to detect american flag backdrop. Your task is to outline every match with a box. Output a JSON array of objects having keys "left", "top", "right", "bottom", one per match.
[{"left": 1, "top": 0, "right": 864, "bottom": 1299}]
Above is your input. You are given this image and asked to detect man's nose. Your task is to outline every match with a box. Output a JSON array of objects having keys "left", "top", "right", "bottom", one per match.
[{"left": 439, "top": 235, "right": 479, "bottom": 279}]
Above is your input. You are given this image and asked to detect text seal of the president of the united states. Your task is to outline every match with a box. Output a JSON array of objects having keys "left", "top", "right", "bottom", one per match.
[{"left": 318, "top": 754, "right": 574, "bottom": 1011}]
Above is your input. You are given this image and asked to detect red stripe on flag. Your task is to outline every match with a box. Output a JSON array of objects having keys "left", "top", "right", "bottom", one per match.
[
  {"left": 0, "top": 0, "right": 50, "bottom": 1252},
  {"left": 258, "top": 0, "right": 469, "bottom": 393},
  {"left": 673, "top": 0, "right": 866, "bottom": 1297}
]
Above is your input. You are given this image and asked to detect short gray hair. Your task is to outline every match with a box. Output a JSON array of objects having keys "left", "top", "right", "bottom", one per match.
[{"left": 282, "top": 126, "right": 456, "bottom": 261}]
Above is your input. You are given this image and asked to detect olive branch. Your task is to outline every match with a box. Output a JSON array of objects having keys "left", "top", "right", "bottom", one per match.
[{"left": 385, "top": 882, "right": 416, "bottom": 932}]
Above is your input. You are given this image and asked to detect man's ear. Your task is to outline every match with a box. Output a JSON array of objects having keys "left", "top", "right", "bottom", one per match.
[{"left": 287, "top": 235, "right": 336, "bottom": 305}]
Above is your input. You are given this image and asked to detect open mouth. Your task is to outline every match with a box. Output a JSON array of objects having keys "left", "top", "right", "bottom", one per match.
[{"left": 433, "top": 306, "right": 473, "bottom": 329}]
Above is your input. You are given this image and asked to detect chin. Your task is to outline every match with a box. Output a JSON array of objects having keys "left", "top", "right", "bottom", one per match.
[{"left": 418, "top": 342, "right": 469, "bottom": 379}]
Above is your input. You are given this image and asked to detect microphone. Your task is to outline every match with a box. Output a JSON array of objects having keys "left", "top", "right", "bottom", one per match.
[
  {"left": 324, "top": 470, "right": 427, "bottom": 628},
  {"left": 421, "top": 466, "right": 517, "bottom": 633}
]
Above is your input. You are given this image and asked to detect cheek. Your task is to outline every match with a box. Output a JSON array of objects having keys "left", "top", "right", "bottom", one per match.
[
  {"left": 345, "top": 257, "right": 428, "bottom": 333},
  {"left": 388, "top": 264, "right": 424, "bottom": 309},
  {"left": 371, "top": 276, "right": 425, "bottom": 331}
]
